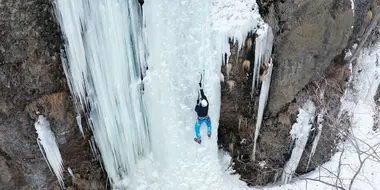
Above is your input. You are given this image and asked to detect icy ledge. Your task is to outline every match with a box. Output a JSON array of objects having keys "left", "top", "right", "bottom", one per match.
[{"left": 211, "top": 0, "right": 263, "bottom": 62}]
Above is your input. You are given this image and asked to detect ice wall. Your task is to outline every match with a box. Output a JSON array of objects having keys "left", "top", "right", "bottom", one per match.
[{"left": 54, "top": 0, "right": 150, "bottom": 185}]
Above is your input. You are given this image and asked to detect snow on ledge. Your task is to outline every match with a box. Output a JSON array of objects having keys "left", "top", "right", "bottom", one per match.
[
  {"left": 35, "top": 115, "right": 64, "bottom": 188},
  {"left": 211, "top": 0, "right": 263, "bottom": 55}
]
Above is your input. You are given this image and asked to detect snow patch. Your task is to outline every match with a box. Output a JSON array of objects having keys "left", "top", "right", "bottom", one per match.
[{"left": 35, "top": 115, "right": 64, "bottom": 188}]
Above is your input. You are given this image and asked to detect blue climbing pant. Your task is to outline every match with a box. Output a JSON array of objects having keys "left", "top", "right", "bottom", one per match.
[{"left": 194, "top": 116, "right": 212, "bottom": 140}]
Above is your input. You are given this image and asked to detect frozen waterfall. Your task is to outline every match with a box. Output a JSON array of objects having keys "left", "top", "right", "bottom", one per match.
[
  {"left": 54, "top": 0, "right": 150, "bottom": 185},
  {"left": 53, "top": 0, "right": 271, "bottom": 189}
]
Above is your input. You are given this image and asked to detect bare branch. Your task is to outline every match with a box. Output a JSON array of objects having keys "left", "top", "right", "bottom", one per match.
[
  {"left": 302, "top": 177, "right": 346, "bottom": 190},
  {"left": 348, "top": 155, "right": 370, "bottom": 190}
]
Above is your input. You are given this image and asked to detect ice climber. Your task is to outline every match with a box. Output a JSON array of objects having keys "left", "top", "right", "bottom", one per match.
[{"left": 194, "top": 80, "right": 212, "bottom": 144}]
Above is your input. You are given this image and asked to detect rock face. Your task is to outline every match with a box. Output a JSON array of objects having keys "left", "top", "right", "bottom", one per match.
[
  {"left": 218, "top": 35, "right": 256, "bottom": 165},
  {"left": 218, "top": 0, "right": 373, "bottom": 186},
  {"left": 351, "top": 0, "right": 375, "bottom": 41},
  {"left": 267, "top": 0, "right": 355, "bottom": 115},
  {"left": 0, "top": 0, "right": 104, "bottom": 189}
]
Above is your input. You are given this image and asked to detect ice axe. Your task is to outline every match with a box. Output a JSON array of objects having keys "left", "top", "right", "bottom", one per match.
[
  {"left": 199, "top": 72, "right": 203, "bottom": 88},
  {"left": 197, "top": 71, "right": 204, "bottom": 104},
  {"left": 198, "top": 70, "right": 205, "bottom": 88}
]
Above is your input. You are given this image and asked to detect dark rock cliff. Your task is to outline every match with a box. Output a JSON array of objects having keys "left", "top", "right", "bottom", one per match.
[
  {"left": 218, "top": 0, "right": 374, "bottom": 186},
  {"left": 0, "top": 0, "right": 104, "bottom": 189},
  {"left": 268, "top": 0, "right": 355, "bottom": 115}
]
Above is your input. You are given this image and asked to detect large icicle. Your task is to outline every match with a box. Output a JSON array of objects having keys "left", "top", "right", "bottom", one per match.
[
  {"left": 306, "top": 111, "right": 325, "bottom": 171},
  {"left": 252, "top": 24, "right": 274, "bottom": 95},
  {"left": 35, "top": 115, "right": 64, "bottom": 188},
  {"left": 54, "top": 0, "right": 150, "bottom": 185},
  {"left": 252, "top": 58, "right": 273, "bottom": 161},
  {"left": 281, "top": 100, "right": 316, "bottom": 184},
  {"left": 251, "top": 24, "right": 274, "bottom": 161}
]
